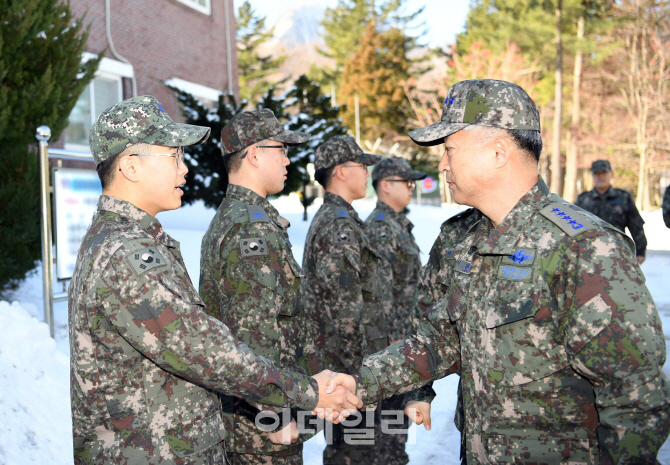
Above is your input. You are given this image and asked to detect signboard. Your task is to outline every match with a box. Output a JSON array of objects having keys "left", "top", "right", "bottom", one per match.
[
  {"left": 420, "top": 176, "right": 437, "bottom": 193},
  {"left": 53, "top": 168, "right": 102, "bottom": 280}
]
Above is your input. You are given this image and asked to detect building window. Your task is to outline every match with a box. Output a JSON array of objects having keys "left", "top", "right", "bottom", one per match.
[
  {"left": 175, "top": 0, "right": 211, "bottom": 15},
  {"left": 165, "top": 77, "right": 222, "bottom": 110},
  {"left": 64, "top": 54, "right": 134, "bottom": 151}
]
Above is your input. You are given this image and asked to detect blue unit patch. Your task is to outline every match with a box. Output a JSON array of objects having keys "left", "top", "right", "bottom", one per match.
[
  {"left": 247, "top": 204, "right": 269, "bottom": 223},
  {"left": 157, "top": 102, "right": 166, "bottom": 113},
  {"left": 499, "top": 265, "right": 532, "bottom": 281},
  {"left": 445, "top": 97, "right": 456, "bottom": 105},
  {"left": 610, "top": 199, "right": 622, "bottom": 205},
  {"left": 455, "top": 260, "right": 472, "bottom": 274},
  {"left": 511, "top": 249, "right": 533, "bottom": 264}
]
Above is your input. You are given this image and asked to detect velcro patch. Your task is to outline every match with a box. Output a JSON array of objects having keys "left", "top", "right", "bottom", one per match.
[
  {"left": 240, "top": 237, "right": 268, "bottom": 257},
  {"left": 335, "top": 209, "right": 350, "bottom": 219},
  {"left": 454, "top": 260, "right": 472, "bottom": 274},
  {"left": 498, "top": 265, "right": 533, "bottom": 282},
  {"left": 502, "top": 248, "right": 536, "bottom": 266},
  {"left": 445, "top": 250, "right": 456, "bottom": 260},
  {"left": 373, "top": 212, "right": 385, "bottom": 222},
  {"left": 539, "top": 203, "right": 596, "bottom": 237},
  {"left": 247, "top": 204, "right": 269, "bottom": 223},
  {"left": 127, "top": 247, "right": 167, "bottom": 275},
  {"left": 334, "top": 230, "right": 354, "bottom": 244}
]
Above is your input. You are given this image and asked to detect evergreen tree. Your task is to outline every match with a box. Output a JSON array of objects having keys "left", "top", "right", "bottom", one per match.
[
  {"left": 338, "top": 22, "right": 412, "bottom": 142},
  {"left": 317, "top": 0, "right": 424, "bottom": 89},
  {"left": 0, "top": 0, "right": 99, "bottom": 295},
  {"left": 170, "top": 76, "right": 346, "bottom": 210},
  {"left": 236, "top": 1, "right": 287, "bottom": 105}
]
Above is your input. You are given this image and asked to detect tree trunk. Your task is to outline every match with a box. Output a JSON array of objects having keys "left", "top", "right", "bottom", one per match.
[
  {"left": 563, "top": 14, "right": 584, "bottom": 203},
  {"left": 551, "top": 0, "right": 564, "bottom": 195}
]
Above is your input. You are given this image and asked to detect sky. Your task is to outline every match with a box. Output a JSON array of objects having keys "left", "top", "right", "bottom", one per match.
[{"left": 232, "top": 0, "right": 471, "bottom": 49}]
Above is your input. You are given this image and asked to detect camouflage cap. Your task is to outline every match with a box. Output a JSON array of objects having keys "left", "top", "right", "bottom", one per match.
[
  {"left": 315, "top": 135, "right": 382, "bottom": 170},
  {"left": 408, "top": 79, "right": 541, "bottom": 147},
  {"left": 591, "top": 160, "right": 612, "bottom": 173},
  {"left": 89, "top": 95, "right": 211, "bottom": 166},
  {"left": 371, "top": 157, "right": 427, "bottom": 182},
  {"left": 220, "top": 109, "right": 310, "bottom": 156}
]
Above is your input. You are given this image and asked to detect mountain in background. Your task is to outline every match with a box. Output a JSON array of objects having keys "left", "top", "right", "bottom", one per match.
[{"left": 272, "top": 0, "right": 326, "bottom": 46}]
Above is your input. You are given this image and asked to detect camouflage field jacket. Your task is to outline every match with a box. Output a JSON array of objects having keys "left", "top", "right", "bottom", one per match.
[
  {"left": 366, "top": 201, "right": 422, "bottom": 341},
  {"left": 303, "top": 193, "right": 388, "bottom": 374},
  {"left": 355, "top": 179, "right": 670, "bottom": 464},
  {"left": 199, "top": 184, "right": 319, "bottom": 456},
  {"left": 68, "top": 196, "right": 318, "bottom": 465}
]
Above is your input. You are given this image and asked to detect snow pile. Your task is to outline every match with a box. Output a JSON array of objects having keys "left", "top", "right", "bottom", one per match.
[{"left": 0, "top": 301, "right": 72, "bottom": 465}]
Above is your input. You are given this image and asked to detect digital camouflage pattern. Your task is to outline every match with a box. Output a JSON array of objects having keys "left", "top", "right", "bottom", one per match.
[
  {"left": 219, "top": 109, "right": 309, "bottom": 156},
  {"left": 199, "top": 184, "right": 319, "bottom": 463},
  {"left": 89, "top": 95, "right": 210, "bottom": 166},
  {"left": 303, "top": 193, "right": 389, "bottom": 373},
  {"left": 663, "top": 185, "right": 670, "bottom": 228},
  {"left": 370, "top": 157, "right": 426, "bottom": 182},
  {"left": 354, "top": 178, "right": 670, "bottom": 464},
  {"left": 408, "top": 79, "right": 541, "bottom": 147},
  {"left": 314, "top": 135, "right": 382, "bottom": 170},
  {"left": 575, "top": 187, "right": 647, "bottom": 257},
  {"left": 303, "top": 192, "right": 388, "bottom": 464},
  {"left": 366, "top": 201, "right": 422, "bottom": 341},
  {"left": 365, "top": 200, "right": 424, "bottom": 465},
  {"left": 68, "top": 195, "right": 320, "bottom": 465}
]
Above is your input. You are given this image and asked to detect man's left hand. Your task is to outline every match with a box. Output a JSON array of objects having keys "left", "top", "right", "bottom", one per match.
[{"left": 637, "top": 255, "right": 646, "bottom": 264}]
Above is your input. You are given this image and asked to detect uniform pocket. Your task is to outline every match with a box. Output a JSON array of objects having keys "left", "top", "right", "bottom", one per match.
[
  {"left": 486, "top": 430, "right": 594, "bottom": 464},
  {"left": 485, "top": 280, "right": 569, "bottom": 386},
  {"left": 165, "top": 411, "right": 225, "bottom": 459}
]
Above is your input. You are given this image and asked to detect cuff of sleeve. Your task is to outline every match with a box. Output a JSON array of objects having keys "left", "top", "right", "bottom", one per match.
[
  {"left": 404, "top": 383, "right": 436, "bottom": 404},
  {"left": 353, "top": 366, "right": 381, "bottom": 405}
]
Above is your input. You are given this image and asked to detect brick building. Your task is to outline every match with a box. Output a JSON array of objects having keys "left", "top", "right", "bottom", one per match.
[{"left": 59, "top": 0, "right": 237, "bottom": 151}]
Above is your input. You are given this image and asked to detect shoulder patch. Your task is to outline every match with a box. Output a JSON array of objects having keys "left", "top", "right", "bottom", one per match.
[
  {"left": 333, "top": 230, "right": 354, "bottom": 244},
  {"left": 247, "top": 204, "right": 269, "bottom": 223},
  {"left": 377, "top": 230, "right": 390, "bottom": 241},
  {"left": 539, "top": 203, "right": 597, "bottom": 237},
  {"left": 240, "top": 237, "right": 268, "bottom": 257},
  {"left": 126, "top": 247, "right": 167, "bottom": 275},
  {"left": 372, "top": 211, "right": 385, "bottom": 222},
  {"left": 334, "top": 208, "right": 350, "bottom": 219}
]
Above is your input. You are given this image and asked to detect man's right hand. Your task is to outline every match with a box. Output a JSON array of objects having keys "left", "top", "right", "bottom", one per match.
[
  {"left": 311, "top": 370, "right": 363, "bottom": 423},
  {"left": 267, "top": 420, "right": 299, "bottom": 445},
  {"left": 405, "top": 400, "right": 431, "bottom": 431}
]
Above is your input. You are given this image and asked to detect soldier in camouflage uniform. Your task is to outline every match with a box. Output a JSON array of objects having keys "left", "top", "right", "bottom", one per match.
[
  {"left": 302, "top": 135, "right": 385, "bottom": 464},
  {"left": 199, "top": 109, "right": 319, "bottom": 465},
  {"left": 662, "top": 185, "right": 670, "bottom": 228},
  {"left": 69, "top": 96, "right": 362, "bottom": 465},
  {"left": 349, "top": 80, "right": 670, "bottom": 464},
  {"left": 575, "top": 160, "right": 648, "bottom": 264},
  {"left": 365, "top": 157, "right": 426, "bottom": 465}
]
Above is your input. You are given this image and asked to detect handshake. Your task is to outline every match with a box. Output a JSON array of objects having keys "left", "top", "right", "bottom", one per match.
[{"left": 266, "top": 369, "right": 363, "bottom": 445}]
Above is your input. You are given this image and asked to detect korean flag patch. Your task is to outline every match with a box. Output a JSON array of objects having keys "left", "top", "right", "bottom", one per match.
[
  {"left": 334, "top": 230, "right": 354, "bottom": 244},
  {"left": 127, "top": 247, "right": 167, "bottom": 275},
  {"left": 240, "top": 237, "right": 268, "bottom": 257}
]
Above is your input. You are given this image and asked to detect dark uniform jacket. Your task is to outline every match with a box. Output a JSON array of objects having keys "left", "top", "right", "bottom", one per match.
[{"left": 576, "top": 186, "right": 647, "bottom": 256}]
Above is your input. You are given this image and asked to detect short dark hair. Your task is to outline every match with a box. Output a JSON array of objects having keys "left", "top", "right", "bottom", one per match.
[
  {"left": 96, "top": 153, "right": 121, "bottom": 190},
  {"left": 314, "top": 167, "right": 335, "bottom": 189},
  {"left": 223, "top": 147, "right": 248, "bottom": 174},
  {"left": 507, "top": 129, "right": 543, "bottom": 162},
  {"left": 372, "top": 178, "right": 380, "bottom": 192}
]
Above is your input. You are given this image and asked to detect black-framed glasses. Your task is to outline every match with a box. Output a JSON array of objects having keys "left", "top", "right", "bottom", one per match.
[
  {"left": 129, "top": 147, "right": 185, "bottom": 168},
  {"left": 385, "top": 179, "right": 416, "bottom": 189},
  {"left": 256, "top": 145, "right": 289, "bottom": 157}
]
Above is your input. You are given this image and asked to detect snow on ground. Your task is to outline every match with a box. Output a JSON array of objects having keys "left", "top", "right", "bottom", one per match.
[{"left": 1, "top": 195, "right": 669, "bottom": 464}]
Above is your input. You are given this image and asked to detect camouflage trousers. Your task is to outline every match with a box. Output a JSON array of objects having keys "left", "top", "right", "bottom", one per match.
[
  {"left": 227, "top": 451, "right": 302, "bottom": 465},
  {"left": 176, "top": 441, "right": 227, "bottom": 465},
  {"left": 377, "top": 394, "right": 410, "bottom": 465},
  {"left": 323, "top": 406, "right": 382, "bottom": 465}
]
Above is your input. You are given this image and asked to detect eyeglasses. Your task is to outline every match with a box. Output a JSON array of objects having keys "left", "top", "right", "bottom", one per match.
[
  {"left": 385, "top": 179, "right": 416, "bottom": 189},
  {"left": 128, "top": 147, "right": 185, "bottom": 168},
  {"left": 256, "top": 145, "right": 289, "bottom": 157}
]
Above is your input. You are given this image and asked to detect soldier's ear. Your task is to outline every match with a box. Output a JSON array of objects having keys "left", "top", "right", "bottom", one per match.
[
  {"left": 493, "top": 137, "right": 512, "bottom": 169},
  {"left": 246, "top": 145, "right": 262, "bottom": 169},
  {"left": 117, "top": 155, "right": 140, "bottom": 183}
]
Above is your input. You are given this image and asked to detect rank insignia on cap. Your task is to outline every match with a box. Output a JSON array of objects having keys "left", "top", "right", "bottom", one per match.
[
  {"left": 240, "top": 237, "right": 268, "bottom": 257},
  {"left": 127, "top": 247, "right": 167, "bottom": 275},
  {"left": 334, "top": 230, "right": 354, "bottom": 244}
]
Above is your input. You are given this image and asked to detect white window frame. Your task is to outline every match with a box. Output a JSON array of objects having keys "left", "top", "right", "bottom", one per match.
[
  {"left": 175, "top": 0, "right": 211, "bottom": 15},
  {"left": 64, "top": 54, "right": 131, "bottom": 151},
  {"left": 165, "top": 77, "right": 223, "bottom": 107}
]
